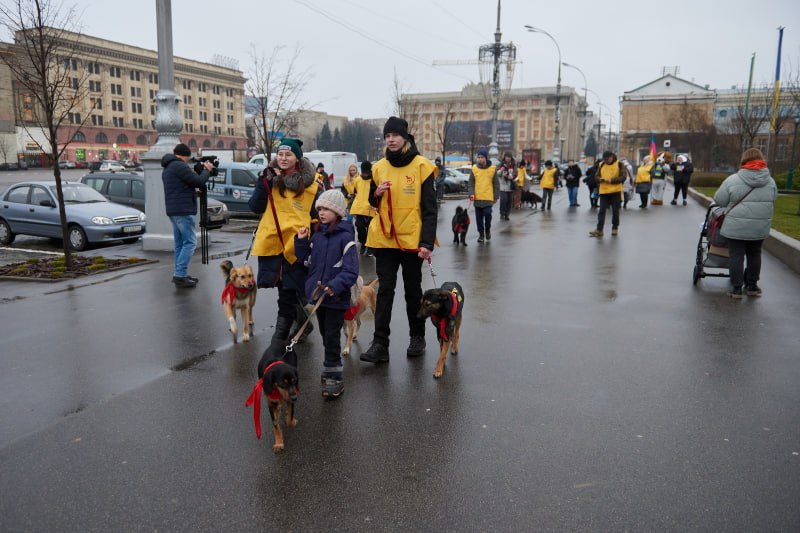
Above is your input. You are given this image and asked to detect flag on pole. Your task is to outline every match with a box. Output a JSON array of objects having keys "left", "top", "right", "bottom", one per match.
[
  {"left": 649, "top": 133, "right": 657, "bottom": 162},
  {"left": 770, "top": 27, "right": 784, "bottom": 132}
]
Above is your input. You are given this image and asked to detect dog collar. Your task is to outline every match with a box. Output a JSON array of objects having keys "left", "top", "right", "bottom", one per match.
[{"left": 245, "top": 361, "right": 297, "bottom": 440}]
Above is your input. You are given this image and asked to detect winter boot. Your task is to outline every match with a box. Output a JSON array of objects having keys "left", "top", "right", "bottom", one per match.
[
  {"left": 477, "top": 231, "right": 485, "bottom": 243},
  {"left": 271, "top": 315, "right": 293, "bottom": 344},
  {"left": 485, "top": 228, "right": 491, "bottom": 241},
  {"left": 288, "top": 303, "right": 313, "bottom": 343},
  {"left": 460, "top": 232, "right": 468, "bottom": 246}
]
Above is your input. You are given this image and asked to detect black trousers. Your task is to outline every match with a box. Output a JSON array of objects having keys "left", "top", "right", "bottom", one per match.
[
  {"left": 316, "top": 307, "right": 345, "bottom": 370},
  {"left": 728, "top": 238, "right": 763, "bottom": 288},
  {"left": 373, "top": 248, "right": 426, "bottom": 347},
  {"left": 597, "top": 193, "right": 621, "bottom": 230},
  {"left": 354, "top": 214, "right": 371, "bottom": 246},
  {"left": 542, "top": 188, "right": 554, "bottom": 208},
  {"left": 674, "top": 180, "right": 689, "bottom": 200}
]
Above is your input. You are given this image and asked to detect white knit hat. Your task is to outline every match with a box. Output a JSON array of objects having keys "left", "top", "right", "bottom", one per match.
[{"left": 315, "top": 189, "right": 347, "bottom": 218}]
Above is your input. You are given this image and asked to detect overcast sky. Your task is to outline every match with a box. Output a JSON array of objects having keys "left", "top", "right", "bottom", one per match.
[{"left": 6, "top": 0, "right": 800, "bottom": 125}]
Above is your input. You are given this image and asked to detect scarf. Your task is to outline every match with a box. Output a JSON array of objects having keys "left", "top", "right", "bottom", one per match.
[
  {"left": 741, "top": 159, "right": 767, "bottom": 171},
  {"left": 385, "top": 135, "right": 420, "bottom": 167}
]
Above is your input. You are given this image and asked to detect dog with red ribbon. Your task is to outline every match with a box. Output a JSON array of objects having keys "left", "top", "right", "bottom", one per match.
[
  {"left": 417, "top": 282, "right": 465, "bottom": 379},
  {"left": 220, "top": 260, "right": 257, "bottom": 343}
]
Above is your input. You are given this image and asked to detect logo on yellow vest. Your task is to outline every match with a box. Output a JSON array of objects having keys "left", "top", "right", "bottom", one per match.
[{"left": 405, "top": 175, "right": 415, "bottom": 185}]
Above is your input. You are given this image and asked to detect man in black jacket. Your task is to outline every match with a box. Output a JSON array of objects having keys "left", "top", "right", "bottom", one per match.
[
  {"left": 160, "top": 143, "right": 214, "bottom": 287},
  {"left": 564, "top": 159, "right": 583, "bottom": 206}
]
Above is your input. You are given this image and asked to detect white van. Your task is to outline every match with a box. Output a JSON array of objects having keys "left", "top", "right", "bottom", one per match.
[{"left": 248, "top": 150, "right": 358, "bottom": 188}]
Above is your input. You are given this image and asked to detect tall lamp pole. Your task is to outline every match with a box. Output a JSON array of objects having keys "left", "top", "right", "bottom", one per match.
[
  {"left": 787, "top": 113, "right": 800, "bottom": 191},
  {"left": 562, "top": 62, "right": 588, "bottom": 157},
  {"left": 524, "top": 25, "right": 561, "bottom": 163}
]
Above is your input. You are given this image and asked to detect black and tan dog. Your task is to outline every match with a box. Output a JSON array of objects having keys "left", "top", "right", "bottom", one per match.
[
  {"left": 246, "top": 347, "right": 299, "bottom": 453},
  {"left": 451, "top": 206, "right": 470, "bottom": 246},
  {"left": 220, "top": 259, "right": 257, "bottom": 343},
  {"left": 417, "top": 282, "right": 465, "bottom": 379},
  {"left": 342, "top": 277, "right": 378, "bottom": 357},
  {"left": 521, "top": 190, "right": 542, "bottom": 209}
]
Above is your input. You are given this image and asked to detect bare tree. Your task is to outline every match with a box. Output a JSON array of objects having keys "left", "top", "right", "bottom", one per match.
[
  {"left": 0, "top": 0, "right": 97, "bottom": 268},
  {"left": 434, "top": 100, "right": 456, "bottom": 163},
  {"left": 667, "top": 101, "right": 717, "bottom": 171},
  {"left": 390, "top": 68, "right": 421, "bottom": 137},
  {"left": 0, "top": 135, "right": 13, "bottom": 164},
  {"left": 245, "top": 44, "right": 310, "bottom": 157}
]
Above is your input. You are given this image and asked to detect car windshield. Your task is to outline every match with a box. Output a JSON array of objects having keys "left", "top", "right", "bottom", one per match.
[{"left": 51, "top": 183, "right": 108, "bottom": 203}]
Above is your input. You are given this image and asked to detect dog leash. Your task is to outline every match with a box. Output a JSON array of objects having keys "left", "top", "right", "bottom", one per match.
[{"left": 284, "top": 284, "right": 327, "bottom": 354}]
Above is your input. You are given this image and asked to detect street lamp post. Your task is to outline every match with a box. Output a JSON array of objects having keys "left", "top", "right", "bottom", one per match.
[
  {"left": 524, "top": 25, "right": 561, "bottom": 163},
  {"left": 787, "top": 114, "right": 800, "bottom": 191},
  {"left": 562, "top": 62, "right": 587, "bottom": 156}
]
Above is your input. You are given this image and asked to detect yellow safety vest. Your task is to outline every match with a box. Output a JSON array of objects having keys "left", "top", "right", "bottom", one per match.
[
  {"left": 366, "top": 155, "right": 434, "bottom": 249},
  {"left": 517, "top": 167, "right": 526, "bottom": 187},
  {"left": 598, "top": 162, "right": 624, "bottom": 195},
  {"left": 349, "top": 177, "right": 374, "bottom": 217},
  {"left": 635, "top": 163, "right": 653, "bottom": 183},
  {"left": 472, "top": 165, "right": 496, "bottom": 201},
  {"left": 540, "top": 167, "right": 558, "bottom": 189},
  {"left": 252, "top": 180, "right": 319, "bottom": 263}
]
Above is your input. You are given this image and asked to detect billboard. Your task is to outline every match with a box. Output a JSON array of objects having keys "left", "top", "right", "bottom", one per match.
[{"left": 448, "top": 120, "right": 515, "bottom": 154}]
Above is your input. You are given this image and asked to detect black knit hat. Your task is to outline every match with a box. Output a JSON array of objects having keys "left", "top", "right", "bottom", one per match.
[
  {"left": 602, "top": 150, "right": 614, "bottom": 159},
  {"left": 361, "top": 160, "right": 372, "bottom": 173},
  {"left": 173, "top": 143, "right": 191, "bottom": 157},
  {"left": 383, "top": 116, "right": 409, "bottom": 139}
]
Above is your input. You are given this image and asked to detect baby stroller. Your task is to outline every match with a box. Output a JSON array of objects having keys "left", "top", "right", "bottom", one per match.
[{"left": 692, "top": 204, "right": 731, "bottom": 285}]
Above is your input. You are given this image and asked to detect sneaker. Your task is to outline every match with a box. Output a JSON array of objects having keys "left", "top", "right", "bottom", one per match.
[
  {"left": 611, "top": 228, "right": 619, "bottom": 236},
  {"left": 683, "top": 200, "right": 687, "bottom": 206},
  {"left": 746, "top": 285, "right": 762, "bottom": 296},
  {"left": 589, "top": 229, "right": 604, "bottom": 238},
  {"left": 406, "top": 336, "right": 426, "bottom": 357},
  {"left": 728, "top": 287, "right": 744, "bottom": 299},
  {"left": 670, "top": 199, "right": 677, "bottom": 205},
  {"left": 360, "top": 343, "right": 389, "bottom": 363},
  {"left": 187, "top": 275, "right": 198, "bottom": 283},
  {"left": 172, "top": 276, "right": 197, "bottom": 288},
  {"left": 321, "top": 376, "right": 344, "bottom": 398}
]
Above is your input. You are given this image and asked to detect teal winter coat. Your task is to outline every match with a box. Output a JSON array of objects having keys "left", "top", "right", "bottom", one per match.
[{"left": 713, "top": 167, "right": 777, "bottom": 241}]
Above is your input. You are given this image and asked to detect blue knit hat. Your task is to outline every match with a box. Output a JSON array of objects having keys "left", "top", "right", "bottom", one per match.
[{"left": 477, "top": 149, "right": 489, "bottom": 159}]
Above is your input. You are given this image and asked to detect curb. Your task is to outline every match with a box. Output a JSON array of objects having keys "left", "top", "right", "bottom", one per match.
[{"left": 688, "top": 186, "right": 800, "bottom": 275}]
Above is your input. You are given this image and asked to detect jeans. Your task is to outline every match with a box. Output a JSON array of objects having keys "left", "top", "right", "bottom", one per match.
[
  {"left": 567, "top": 186, "right": 579, "bottom": 205},
  {"left": 596, "top": 193, "right": 621, "bottom": 230},
  {"left": 316, "top": 307, "right": 345, "bottom": 372},
  {"left": 474, "top": 205, "right": 493, "bottom": 234},
  {"left": 499, "top": 191, "right": 512, "bottom": 217},
  {"left": 169, "top": 214, "right": 197, "bottom": 277},
  {"left": 727, "top": 238, "right": 763, "bottom": 288},
  {"left": 542, "top": 188, "right": 554, "bottom": 209},
  {"left": 373, "top": 248, "right": 425, "bottom": 347}
]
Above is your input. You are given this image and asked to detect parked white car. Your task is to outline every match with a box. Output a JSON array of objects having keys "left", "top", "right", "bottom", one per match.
[{"left": 99, "top": 160, "right": 125, "bottom": 172}]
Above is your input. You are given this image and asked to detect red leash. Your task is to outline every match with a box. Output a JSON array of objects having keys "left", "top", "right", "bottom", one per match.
[
  {"left": 245, "top": 360, "right": 292, "bottom": 439},
  {"left": 376, "top": 188, "right": 420, "bottom": 253},
  {"left": 432, "top": 292, "right": 459, "bottom": 341}
]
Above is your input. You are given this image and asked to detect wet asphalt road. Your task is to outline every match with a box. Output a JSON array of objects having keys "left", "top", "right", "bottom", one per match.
[{"left": 1, "top": 186, "right": 799, "bottom": 531}]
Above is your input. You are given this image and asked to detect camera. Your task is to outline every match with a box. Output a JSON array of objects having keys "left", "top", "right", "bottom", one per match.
[{"left": 191, "top": 155, "right": 219, "bottom": 177}]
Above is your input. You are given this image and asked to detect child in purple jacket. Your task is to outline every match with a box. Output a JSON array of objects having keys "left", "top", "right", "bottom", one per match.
[{"left": 295, "top": 189, "right": 359, "bottom": 398}]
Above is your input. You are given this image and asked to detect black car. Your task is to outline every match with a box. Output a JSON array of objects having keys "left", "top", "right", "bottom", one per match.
[{"left": 80, "top": 172, "right": 230, "bottom": 229}]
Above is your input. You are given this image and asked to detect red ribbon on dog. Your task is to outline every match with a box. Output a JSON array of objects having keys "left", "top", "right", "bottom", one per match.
[
  {"left": 221, "top": 282, "right": 252, "bottom": 306},
  {"left": 244, "top": 360, "right": 287, "bottom": 439},
  {"left": 433, "top": 292, "right": 459, "bottom": 342},
  {"left": 344, "top": 303, "right": 361, "bottom": 321}
]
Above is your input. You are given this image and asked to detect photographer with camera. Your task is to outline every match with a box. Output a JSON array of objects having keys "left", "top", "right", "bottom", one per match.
[{"left": 161, "top": 143, "right": 215, "bottom": 288}]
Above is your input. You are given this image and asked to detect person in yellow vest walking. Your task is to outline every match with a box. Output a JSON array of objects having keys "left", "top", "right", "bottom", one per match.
[
  {"left": 248, "top": 138, "right": 321, "bottom": 373},
  {"left": 360, "top": 117, "right": 438, "bottom": 363},
  {"left": 468, "top": 149, "right": 499, "bottom": 242},
  {"left": 349, "top": 160, "right": 375, "bottom": 255},
  {"left": 539, "top": 160, "right": 559, "bottom": 210},
  {"left": 634, "top": 155, "right": 653, "bottom": 208},
  {"left": 341, "top": 163, "right": 358, "bottom": 213},
  {"left": 589, "top": 151, "right": 627, "bottom": 238}
]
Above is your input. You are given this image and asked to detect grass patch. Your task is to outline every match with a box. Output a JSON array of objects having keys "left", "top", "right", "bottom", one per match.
[
  {"left": 694, "top": 186, "right": 800, "bottom": 240},
  {"left": 0, "top": 255, "right": 154, "bottom": 280}
]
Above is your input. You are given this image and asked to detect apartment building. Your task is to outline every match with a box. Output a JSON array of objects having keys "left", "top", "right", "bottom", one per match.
[{"left": 1, "top": 28, "right": 247, "bottom": 165}]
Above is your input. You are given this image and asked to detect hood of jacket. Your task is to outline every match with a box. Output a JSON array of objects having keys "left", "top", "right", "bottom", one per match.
[
  {"left": 161, "top": 153, "right": 181, "bottom": 168},
  {"left": 279, "top": 156, "right": 316, "bottom": 191},
  {"left": 737, "top": 168, "right": 772, "bottom": 189},
  {"left": 318, "top": 219, "right": 356, "bottom": 240}
]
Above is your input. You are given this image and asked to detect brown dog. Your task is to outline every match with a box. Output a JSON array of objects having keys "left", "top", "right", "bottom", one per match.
[
  {"left": 246, "top": 348, "right": 299, "bottom": 453},
  {"left": 417, "top": 282, "right": 464, "bottom": 378},
  {"left": 342, "top": 277, "right": 378, "bottom": 356},
  {"left": 220, "top": 259, "right": 256, "bottom": 343}
]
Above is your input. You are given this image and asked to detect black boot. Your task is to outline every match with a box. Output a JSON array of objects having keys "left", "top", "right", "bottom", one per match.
[
  {"left": 288, "top": 304, "right": 313, "bottom": 343},
  {"left": 485, "top": 228, "right": 491, "bottom": 241},
  {"left": 271, "top": 315, "right": 293, "bottom": 346},
  {"left": 477, "top": 231, "right": 485, "bottom": 243}
]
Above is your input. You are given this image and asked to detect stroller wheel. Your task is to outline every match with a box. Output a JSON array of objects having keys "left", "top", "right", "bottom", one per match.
[{"left": 692, "top": 265, "right": 702, "bottom": 285}]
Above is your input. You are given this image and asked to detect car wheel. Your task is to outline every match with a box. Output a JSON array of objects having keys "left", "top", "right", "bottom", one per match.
[
  {"left": 68, "top": 225, "right": 88, "bottom": 251},
  {"left": 0, "top": 218, "right": 15, "bottom": 245}
]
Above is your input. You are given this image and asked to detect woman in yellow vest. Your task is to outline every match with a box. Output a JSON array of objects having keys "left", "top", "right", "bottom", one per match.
[
  {"left": 539, "top": 160, "right": 559, "bottom": 210},
  {"left": 634, "top": 155, "right": 654, "bottom": 209},
  {"left": 360, "top": 116, "right": 437, "bottom": 364},
  {"left": 589, "top": 150, "right": 627, "bottom": 238},
  {"left": 468, "top": 148, "right": 499, "bottom": 242},
  {"left": 341, "top": 163, "right": 358, "bottom": 211},
  {"left": 349, "top": 160, "right": 375, "bottom": 254},
  {"left": 248, "top": 137, "right": 320, "bottom": 365},
  {"left": 512, "top": 159, "right": 526, "bottom": 209}
]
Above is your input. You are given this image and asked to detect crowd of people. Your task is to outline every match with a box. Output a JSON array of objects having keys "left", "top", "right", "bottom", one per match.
[{"left": 160, "top": 117, "right": 778, "bottom": 398}]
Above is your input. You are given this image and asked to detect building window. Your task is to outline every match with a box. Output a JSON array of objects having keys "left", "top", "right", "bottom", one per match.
[
  {"left": 130, "top": 87, "right": 141, "bottom": 98},
  {"left": 182, "top": 79, "right": 193, "bottom": 90},
  {"left": 68, "top": 112, "right": 81, "bottom": 124},
  {"left": 186, "top": 123, "right": 193, "bottom": 133},
  {"left": 188, "top": 138, "right": 197, "bottom": 147},
  {"left": 110, "top": 66, "right": 121, "bottom": 77},
  {"left": 199, "top": 111, "right": 208, "bottom": 121},
  {"left": 92, "top": 115, "right": 104, "bottom": 126},
  {"left": 227, "top": 115, "right": 234, "bottom": 124},
  {"left": 129, "top": 70, "right": 141, "bottom": 81},
  {"left": 149, "top": 73, "right": 159, "bottom": 84},
  {"left": 230, "top": 142, "right": 237, "bottom": 150},
  {"left": 131, "top": 102, "right": 142, "bottom": 114},
  {"left": 96, "top": 132, "right": 108, "bottom": 143},
  {"left": 213, "top": 85, "right": 221, "bottom": 95},
  {"left": 71, "top": 77, "right": 79, "bottom": 89},
  {"left": 217, "top": 140, "right": 224, "bottom": 149},
  {"left": 136, "top": 135, "right": 147, "bottom": 145},
  {"left": 91, "top": 97, "right": 103, "bottom": 110},
  {"left": 184, "top": 109, "right": 193, "bottom": 119},
  {"left": 213, "top": 99, "right": 220, "bottom": 109},
  {"left": 227, "top": 127, "right": 234, "bottom": 136},
  {"left": 213, "top": 113, "right": 221, "bottom": 122},
  {"left": 87, "top": 62, "right": 101, "bottom": 74},
  {"left": 89, "top": 80, "right": 101, "bottom": 92},
  {"left": 718, "top": 109, "right": 728, "bottom": 118},
  {"left": 200, "top": 125, "right": 207, "bottom": 133},
  {"left": 73, "top": 131, "right": 86, "bottom": 142},
  {"left": 198, "top": 97, "right": 207, "bottom": 107},
  {"left": 227, "top": 102, "right": 234, "bottom": 111},
  {"left": 198, "top": 82, "right": 207, "bottom": 92},
  {"left": 183, "top": 95, "right": 192, "bottom": 105},
  {"left": 63, "top": 58, "right": 78, "bottom": 70},
  {"left": 203, "top": 139, "right": 211, "bottom": 147},
  {"left": 113, "top": 117, "right": 124, "bottom": 127},
  {"left": 116, "top": 134, "right": 128, "bottom": 145}
]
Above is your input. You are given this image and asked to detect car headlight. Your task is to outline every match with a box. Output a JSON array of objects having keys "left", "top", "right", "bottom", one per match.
[
  {"left": 91, "top": 216, "right": 114, "bottom": 225},
  {"left": 138, "top": 212, "right": 146, "bottom": 222}
]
